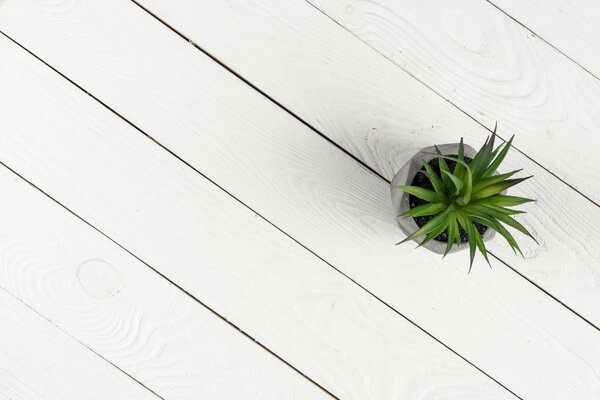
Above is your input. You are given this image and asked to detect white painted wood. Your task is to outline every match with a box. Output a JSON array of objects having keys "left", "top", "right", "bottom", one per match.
[
  {"left": 119, "top": 0, "right": 600, "bottom": 330},
  {"left": 0, "top": 289, "right": 158, "bottom": 400},
  {"left": 307, "top": 0, "right": 600, "bottom": 205},
  {"left": 488, "top": 0, "right": 600, "bottom": 78},
  {"left": 0, "top": 35, "right": 515, "bottom": 400},
  {"left": 0, "top": 169, "right": 330, "bottom": 399},
  {"left": 0, "top": 2, "right": 599, "bottom": 398},
  {"left": 10, "top": 0, "right": 597, "bottom": 353}
]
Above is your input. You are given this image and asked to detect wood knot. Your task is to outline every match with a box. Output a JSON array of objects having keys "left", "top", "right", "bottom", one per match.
[{"left": 77, "top": 259, "right": 123, "bottom": 299}]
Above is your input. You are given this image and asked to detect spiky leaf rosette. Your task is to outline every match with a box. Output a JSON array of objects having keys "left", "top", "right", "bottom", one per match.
[{"left": 393, "top": 126, "right": 536, "bottom": 271}]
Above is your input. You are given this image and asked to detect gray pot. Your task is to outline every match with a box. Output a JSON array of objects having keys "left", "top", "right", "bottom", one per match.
[{"left": 390, "top": 143, "right": 497, "bottom": 254}]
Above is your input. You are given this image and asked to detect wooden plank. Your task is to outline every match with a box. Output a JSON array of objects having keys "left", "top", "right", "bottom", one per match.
[
  {"left": 307, "top": 0, "right": 600, "bottom": 205},
  {"left": 7, "top": 0, "right": 597, "bottom": 363},
  {"left": 0, "top": 1, "right": 599, "bottom": 398},
  {"left": 0, "top": 36, "right": 514, "bottom": 400},
  {"left": 488, "top": 0, "right": 600, "bottom": 78},
  {"left": 0, "top": 289, "right": 158, "bottom": 400},
  {"left": 109, "top": 0, "right": 600, "bottom": 330},
  {"left": 0, "top": 167, "right": 330, "bottom": 398}
]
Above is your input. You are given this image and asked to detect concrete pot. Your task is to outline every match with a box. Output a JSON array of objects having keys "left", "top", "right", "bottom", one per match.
[{"left": 390, "top": 143, "right": 497, "bottom": 254}]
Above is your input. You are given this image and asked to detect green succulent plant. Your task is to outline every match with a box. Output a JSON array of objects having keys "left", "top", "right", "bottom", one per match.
[{"left": 394, "top": 127, "right": 537, "bottom": 271}]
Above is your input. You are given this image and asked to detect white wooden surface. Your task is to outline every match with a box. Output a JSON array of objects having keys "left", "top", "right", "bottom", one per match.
[
  {"left": 120, "top": 0, "right": 600, "bottom": 330},
  {"left": 0, "top": 289, "right": 158, "bottom": 400},
  {"left": 488, "top": 0, "right": 600, "bottom": 78},
  {"left": 0, "top": 165, "right": 329, "bottom": 399},
  {"left": 0, "top": 33, "right": 514, "bottom": 399},
  {"left": 0, "top": 0, "right": 599, "bottom": 399}
]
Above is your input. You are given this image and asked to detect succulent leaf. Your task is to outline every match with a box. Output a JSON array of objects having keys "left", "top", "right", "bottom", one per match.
[
  {"left": 438, "top": 156, "right": 454, "bottom": 193},
  {"left": 472, "top": 216, "right": 523, "bottom": 257},
  {"left": 483, "top": 135, "right": 514, "bottom": 178},
  {"left": 396, "top": 207, "right": 453, "bottom": 245},
  {"left": 452, "top": 215, "right": 461, "bottom": 247},
  {"left": 421, "top": 160, "right": 446, "bottom": 198},
  {"left": 424, "top": 154, "right": 473, "bottom": 204},
  {"left": 484, "top": 195, "right": 535, "bottom": 207},
  {"left": 400, "top": 202, "right": 447, "bottom": 218},
  {"left": 470, "top": 199, "right": 526, "bottom": 215},
  {"left": 492, "top": 213, "right": 538, "bottom": 245},
  {"left": 441, "top": 170, "right": 463, "bottom": 195},
  {"left": 454, "top": 137, "right": 465, "bottom": 179},
  {"left": 471, "top": 169, "right": 522, "bottom": 193},
  {"left": 443, "top": 214, "right": 457, "bottom": 257},
  {"left": 472, "top": 126, "right": 497, "bottom": 181},
  {"left": 471, "top": 176, "right": 533, "bottom": 200},
  {"left": 393, "top": 185, "right": 441, "bottom": 203},
  {"left": 417, "top": 219, "right": 449, "bottom": 248},
  {"left": 473, "top": 227, "right": 490, "bottom": 267},
  {"left": 469, "top": 134, "right": 492, "bottom": 181},
  {"left": 457, "top": 214, "right": 477, "bottom": 271}
]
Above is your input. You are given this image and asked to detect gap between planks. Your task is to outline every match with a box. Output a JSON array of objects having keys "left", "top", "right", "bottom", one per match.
[
  {"left": 0, "top": 31, "right": 521, "bottom": 399},
  {"left": 484, "top": 0, "right": 600, "bottom": 83},
  {"left": 0, "top": 287, "right": 166, "bottom": 400},
  {"left": 0, "top": 288, "right": 158, "bottom": 400}
]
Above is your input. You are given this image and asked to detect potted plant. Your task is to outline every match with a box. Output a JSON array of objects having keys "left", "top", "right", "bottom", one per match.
[{"left": 391, "top": 126, "right": 537, "bottom": 271}]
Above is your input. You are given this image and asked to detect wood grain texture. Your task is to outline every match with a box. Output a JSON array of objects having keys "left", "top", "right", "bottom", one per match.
[
  {"left": 21, "top": 0, "right": 600, "bottom": 354},
  {"left": 0, "top": 1, "right": 599, "bottom": 398},
  {"left": 0, "top": 289, "right": 158, "bottom": 400},
  {"left": 0, "top": 35, "right": 514, "bottom": 400},
  {"left": 488, "top": 0, "right": 600, "bottom": 78},
  {"left": 0, "top": 169, "right": 330, "bottom": 399},
  {"left": 309, "top": 0, "right": 600, "bottom": 205}
]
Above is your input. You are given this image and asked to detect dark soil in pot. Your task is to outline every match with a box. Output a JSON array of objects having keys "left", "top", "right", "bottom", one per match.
[{"left": 409, "top": 155, "right": 488, "bottom": 243}]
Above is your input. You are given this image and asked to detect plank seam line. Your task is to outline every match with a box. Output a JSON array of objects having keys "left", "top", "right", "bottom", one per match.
[
  {"left": 0, "top": 286, "right": 166, "bottom": 400},
  {"left": 128, "top": 1, "right": 389, "bottom": 185},
  {"left": 485, "top": 0, "right": 600, "bottom": 83},
  {"left": 0, "top": 30, "right": 519, "bottom": 399},
  {"left": 127, "top": 0, "right": 600, "bottom": 334},
  {"left": 0, "top": 159, "right": 339, "bottom": 400},
  {"left": 488, "top": 250, "right": 600, "bottom": 331},
  {"left": 303, "top": 0, "right": 600, "bottom": 209}
]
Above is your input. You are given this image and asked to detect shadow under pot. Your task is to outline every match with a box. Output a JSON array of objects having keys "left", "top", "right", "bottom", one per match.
[{"left": 390, "top": 143, "right": 497, "bottom": 255}]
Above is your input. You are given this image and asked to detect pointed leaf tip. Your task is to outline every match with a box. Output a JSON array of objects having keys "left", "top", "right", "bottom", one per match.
[{"left": 395, "top": 237, "right": 411, "bottom": 245}]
